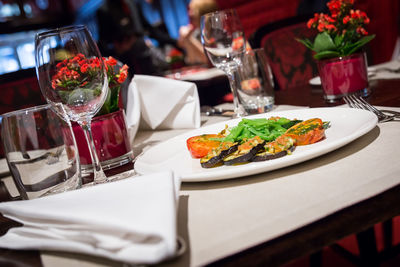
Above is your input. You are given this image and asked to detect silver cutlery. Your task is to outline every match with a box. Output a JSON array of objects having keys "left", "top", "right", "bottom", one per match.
[{"left": 343, "top": 94, "right": 398, "bottom": 122}]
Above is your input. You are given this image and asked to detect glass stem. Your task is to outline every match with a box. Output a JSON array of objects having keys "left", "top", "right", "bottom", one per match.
[
  {"left": 226, "top": 67, "right": 245, "bottom": 117},
  {"left": 79, "top": 120, "right": 108, "bottom": 184}
]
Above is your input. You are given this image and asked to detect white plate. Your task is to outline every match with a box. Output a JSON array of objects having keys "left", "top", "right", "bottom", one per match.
[
  {"left": 134, "top": 108, "right": 377, "bottom": 182},
  {"left": 309, "top": 76, "right": 321, "bottom": 86},
  {"left": 165, "top": 67, "right": 225, "bottom": 81}
]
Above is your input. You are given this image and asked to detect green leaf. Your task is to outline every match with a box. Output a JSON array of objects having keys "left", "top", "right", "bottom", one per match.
[
  {"left": 296, "top": 38, "right": 314, "bottom": 50},
  {"left": 343, "top": 34, "right": 375, "bottom": 56},
  {"left": 313, "top": 50, "right": 341, "bottom": 60},
  {"left": 97, "top": 88, "right": 112, "bottom": 116},
  {"left": 313, "top": 32, "right": 337, "bottom": 53},
  {"left": 334, "top": 34, "right": 344, "bottom": 47}
]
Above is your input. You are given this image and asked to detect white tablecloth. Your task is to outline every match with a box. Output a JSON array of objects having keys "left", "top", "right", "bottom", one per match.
[{"left": 3, "top": 105, "right": 400, "bottom": 267}]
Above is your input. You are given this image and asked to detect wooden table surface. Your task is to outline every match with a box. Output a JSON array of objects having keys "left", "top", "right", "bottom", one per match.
[{"left": 1, "top": 78, "right": 400, "bottom": 267}]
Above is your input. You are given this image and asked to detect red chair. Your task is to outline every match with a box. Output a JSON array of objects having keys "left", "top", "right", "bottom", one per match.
[
  {"left": 249, "top": 16, "right": 318, "bottom": 90},
  {"left": 0, "top": 70, "right": 46, "bottom": 158}
]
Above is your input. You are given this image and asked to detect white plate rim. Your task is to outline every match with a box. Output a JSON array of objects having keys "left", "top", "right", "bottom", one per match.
[{"left": 134, "top": 108, "right": 378, "bottom": 182}]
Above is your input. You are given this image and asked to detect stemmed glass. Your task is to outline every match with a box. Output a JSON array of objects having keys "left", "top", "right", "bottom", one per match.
[
  {"left": 200, "top": 9, "right": 247, "bottom": 117},
  {"left": 35, "top": 25, "right": 109, "bottom": 185}
]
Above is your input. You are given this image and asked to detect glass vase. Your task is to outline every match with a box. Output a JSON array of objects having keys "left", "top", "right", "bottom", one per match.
[
  {"left": 72, "top": 109, "right": 133, "bottom": 174},
  {"left": 317, "top": 52, "right": 370, "bottom": 102}
]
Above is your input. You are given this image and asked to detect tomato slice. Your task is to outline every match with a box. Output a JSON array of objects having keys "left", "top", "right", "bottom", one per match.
[
  {"left": 186, "top": 134, "right": 222, "bottom": 158},
  {"left": 284, "top": 118, "right": 325, "bottom": 146}
]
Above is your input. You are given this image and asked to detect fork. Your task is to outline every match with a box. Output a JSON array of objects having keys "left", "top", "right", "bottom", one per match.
[{"left": 343, "top": 94, "right": 396, "bottom": 122}]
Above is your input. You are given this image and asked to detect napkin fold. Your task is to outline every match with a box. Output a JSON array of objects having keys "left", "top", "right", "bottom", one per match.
[
  {"left": 0, "top": 171, "right": 181, "bottom": 265},
  {"left": 126, "top": 75, "right": 201, "bottom": 131}
]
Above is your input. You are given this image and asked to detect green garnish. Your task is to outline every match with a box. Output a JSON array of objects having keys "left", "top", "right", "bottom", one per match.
[{"left": 223, "top": 117, "right": 300, "bottom": 143}]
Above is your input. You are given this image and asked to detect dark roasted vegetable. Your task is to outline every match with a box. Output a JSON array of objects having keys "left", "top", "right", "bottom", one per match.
[
  {"left": 252, "top": 145, "right": 295, "bottom": 162},
  {"left": 223, "top": 136, "right": 265, "bottom": 165},
  {"left": 200, "top": 141, "right": 238, "bottom": 168},
  {"left": 252, "top": 135, "right": 296, "bottom": 162}
]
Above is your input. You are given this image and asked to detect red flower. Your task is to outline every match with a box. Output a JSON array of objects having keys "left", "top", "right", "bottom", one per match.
[
  {"left": 51, "top": 79, "right": 58, "bottom": 89},
  {"left": 105, "top": 56, "right": 117, "bottom": 66},
  {"left": 56, "top": 61, "right": 65, "bottom": 68},
  {"left": 356, "top": 26, "right": 368, "bottom": 35},
  {"left": 80, "top": 63, "right": 89, "bottom": 73},
  {"left": 325, "top": 24, "right": 337, "bottom": 31},
  {"left": 327, "top": 0, "right": 341, "bottom": 16},
  {"left": 117, "top": 64, "right": 129, "bottom": 84},
  {"left": 117, "top": 72, "right": 127, "bottom": 84},
  {"left": 298, "top": 0, "right": 374, "bottom": 60},
  {"left": 51, "top": 53, "right": 129, "bottom": 117}
]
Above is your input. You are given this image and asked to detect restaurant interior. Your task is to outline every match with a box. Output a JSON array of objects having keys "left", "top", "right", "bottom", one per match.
[{"left": 1, "top": 0, "right": 400, "bottom": 266}]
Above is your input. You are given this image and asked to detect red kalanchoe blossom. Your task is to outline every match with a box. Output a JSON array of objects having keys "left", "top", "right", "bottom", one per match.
[
  {"left": 357, "top": 26, "right": 368, "bottom": 35},
  {"left": 80, "top": 63, "right": 89, "bottom": 73},
  {"left": 53, "top": 55, "right": 128, "bottom": 95},
  {"left": 343, "top": 15, "right": 350, "bottom": 24},
  {"left": 105, "top": 56, "right": 117, "bottom": 66},
  {"left": 116, "top": 64, "right": 129, "bottom": 84},
  {"left": 327, "top": 0, "right": 341, "bottom": 17},
  {"left": 299, "top": 0, "right": 374, "bottom": 60},
  {"left": 51, "top": 54, "right": 129, "bottom": 115}
]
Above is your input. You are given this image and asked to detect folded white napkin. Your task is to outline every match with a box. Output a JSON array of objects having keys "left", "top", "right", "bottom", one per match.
[
  {"left": 0, "top": 171, "right": 181, "bottom": 265},
  {"left": 126, "top": 75, "right": 201, "bottom": 131}
]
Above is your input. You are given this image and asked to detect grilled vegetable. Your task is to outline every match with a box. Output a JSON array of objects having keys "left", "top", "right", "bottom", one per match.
[
  {"left": 187, "top": 134, "right": 222, "bottom": 158},
  {"left": 284, "top": 118, "right": 325, "bottom": 146},
  {"left": 223, "top": 136, "right": 265, "bottom": 165},
  {"left": 200, "top": 141, "right": 238, "bottom": 168},
  {"left": 252, "top": 135, "right": 296, "bottom": 162}
]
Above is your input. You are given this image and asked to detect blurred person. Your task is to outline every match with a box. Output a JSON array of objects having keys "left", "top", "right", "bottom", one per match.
[
  {"left": 177, "top": 0, "right": 219, "bottom": 65},
  {"left": 96, "top": 0, "right": 177, "bottom": 75}
]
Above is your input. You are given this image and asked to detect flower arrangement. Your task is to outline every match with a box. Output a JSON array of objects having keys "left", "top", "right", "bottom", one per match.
[
  {"left": 166, "top": 48, "right": 185, "bottom": 69},
  {"left": 51, "top": 54, "right": 129, "bottom": 116},
  {"left": 298, "top": 0, "right": 375, "bottom": 60}
]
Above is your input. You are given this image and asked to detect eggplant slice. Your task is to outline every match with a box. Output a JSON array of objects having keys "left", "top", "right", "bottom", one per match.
[
  {"left": 200, "top": 142, "right": 238, "bottom": 168},
  {"left": 251, "top": 135, "right": 296, "bottom": 162},
  {"left": 252, "top": 145, "right": 295, "bottom": 162},
  {"left": 223, "top": 136, "right": 265, "bottom": 165}
]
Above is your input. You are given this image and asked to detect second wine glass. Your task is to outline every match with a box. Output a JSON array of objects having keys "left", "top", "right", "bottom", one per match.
[
  {"left": 35, "top": 25, "right": 109, "bottom": 185},
  {"left": 201, "top": 9, "right": 247, "bottom": 117}
]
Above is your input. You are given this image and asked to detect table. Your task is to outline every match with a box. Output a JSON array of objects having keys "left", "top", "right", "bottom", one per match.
[{"left": 1, "top": 78, "right": 400, "bottom": 267}]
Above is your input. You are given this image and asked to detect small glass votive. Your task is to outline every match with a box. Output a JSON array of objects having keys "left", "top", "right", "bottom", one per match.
[
  {"left": 1, "top": 104, "right": 81, "bottom": 200},
  {"left": 236, "top": 48, "right": 275, "bottom": 114}
]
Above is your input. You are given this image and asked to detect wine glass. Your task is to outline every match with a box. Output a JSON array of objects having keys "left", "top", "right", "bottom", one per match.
[
  {"left": 200, "top": 9, "right": 247, "bottom": 117},
  {"left": 35, "top": 25, "right": 109, "bottom": 185}
]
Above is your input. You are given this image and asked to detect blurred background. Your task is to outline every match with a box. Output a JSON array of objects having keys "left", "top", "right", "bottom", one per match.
[{"left": 0, "top": 0, "right": 399, "bottom": 111}]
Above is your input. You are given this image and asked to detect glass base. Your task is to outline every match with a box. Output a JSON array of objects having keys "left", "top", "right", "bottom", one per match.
[
  {"left": 324, "top": 87, "right": 371, "bottom": 103},
  {"left": 81, "top": 169, "right": 137, "bottom": 188},
  {"left": 80, "top": 151, "right": 134, "bottom": 174}
]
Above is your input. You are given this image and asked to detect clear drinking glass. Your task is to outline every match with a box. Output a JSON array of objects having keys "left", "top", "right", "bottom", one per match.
[
  {"left": 236, "top": 48, "right": 274, "bottom": 114},
  {"left": 1, "top": 104, "right": 81, "bottom": 199},
  {"left": 35, "top": 25, "right": 109, "bottom": 185},
  {"left": 200, "top": 9, "right": 247, "bottom": 117}
]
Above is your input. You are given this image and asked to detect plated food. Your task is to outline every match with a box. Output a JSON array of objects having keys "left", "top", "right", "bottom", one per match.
[
  {"left": 134, "top": 108, "right": 377, "bottom": 182},
  {"left": 187, "top": 117, "right": 329, "bottom": 168}
]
